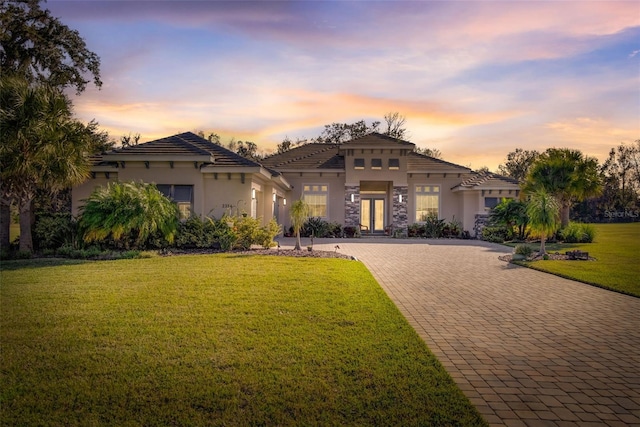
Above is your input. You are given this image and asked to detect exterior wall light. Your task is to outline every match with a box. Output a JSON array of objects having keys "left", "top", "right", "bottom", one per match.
[
  {"left": 273, "top": 193, "right": 277, "bottom": 202},
  {"left": 283, "top": 198, "right": 287, "bottom": 206},
  {"left": 398, "top": 194, "right": 403, "bottom": 203},
  {"left": 350, "top": 194, "right": 355, "bottom": 203},
  {"left": 251, "top": 188, "right": 256, "bottom": 199}
]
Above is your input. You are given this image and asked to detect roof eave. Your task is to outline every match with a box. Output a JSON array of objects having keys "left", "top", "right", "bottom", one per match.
[{"left": 103, "top": 154, "right": 214, "bottom": 163}]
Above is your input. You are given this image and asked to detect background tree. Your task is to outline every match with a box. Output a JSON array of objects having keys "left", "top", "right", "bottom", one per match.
[
  {"left": 498, "top": 148, "right": 540, "bottom": 181},
  {"left": 120, "top": 132, "right": 141, "bottom": 148},
  {"left": 0, "top": 76, "right": 97, "bottom": 251},
  {"left": 414, "top": 146, "right": 443, "bottom": 159},
  {"left": 383, "top": 112, "right": 408, "bottom": 140},
  {"left": 523, "top": 148, "right": 601, "bottom": 228},
  {"left": 289, "top": 199, "right": 310, "bottom": 250},
  {"left": 313, "top": 119, "right": 380, "bottom": 144},
  {"left": 79, "top": 181, "right": 178, "bottom": 249},
  {"left": 601, "top": 142, "right": 640, "bottom": 208},
  {"left": 1, "top": 0, "right": 103, "bottom": 252},
  {"left": 0, "top": 0, "right": 102, "bottom": 93},
  {"left": 526, "top": 190, "right": 560, "bottom": 255}
]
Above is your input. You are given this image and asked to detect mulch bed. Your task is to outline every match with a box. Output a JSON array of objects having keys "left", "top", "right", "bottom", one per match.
[
  {"left": 161, "top": 247, "right": 354, "bottom": 260},
  {"left": 499, "top": 252, "right": 596, "bottom": 262}
]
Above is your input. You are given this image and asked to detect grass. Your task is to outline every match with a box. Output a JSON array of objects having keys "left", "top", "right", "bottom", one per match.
[
  {"left": 515, "top": 223, "right": 640, "bottom": 297},
  {"left": 0, "top": 254, "right": 486, "bottom": 426},
  {"left": 9, "top": 222, "right": 19, "bottom": 242}
]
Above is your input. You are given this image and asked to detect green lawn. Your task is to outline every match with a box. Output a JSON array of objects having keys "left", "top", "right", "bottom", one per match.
[
  {"left": 0, "top": 255, "right": 486, "bottom": 426},
  {"left": 517, "top": 223, "right": 640, "bottom": 297}
]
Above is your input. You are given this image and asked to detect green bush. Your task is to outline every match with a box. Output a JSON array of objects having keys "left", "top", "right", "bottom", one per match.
[
  {"left": 33, "top": 212, "right": 77, "bottom": 250},
  {"left": 423, "top": 214, "right": 446, "bottom": 238},
  {"left": 514, "top": 244, "right": 534, "bottom": 257},
  {"left": 560, "top": 222, "right": 597, "bottom": 243},
  {"left": 482, "top": 226, "right": 509, "bottom": 243},
  {"left": 256, "top": 218, "right": 282, "bottom": 248},
  {"left": 174, "top": 216, "right": 217, "bottom": 248}
]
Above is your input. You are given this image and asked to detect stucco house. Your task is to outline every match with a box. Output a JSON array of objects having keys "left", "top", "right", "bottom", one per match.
[{"left": 72, "top": 131, "right": 520, "bottom": 237}]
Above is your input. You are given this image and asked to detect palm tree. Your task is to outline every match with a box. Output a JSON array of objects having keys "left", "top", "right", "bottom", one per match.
[
  {"left": 490, "top": 198, "right": 529, "bottom": 240},
  {"left": 523, "top": 148, "right": 602, "bottom": 228},
  {"left": 0, "top": 76, "right": 93, "bottom": 252},
  {"left": 79, "top": 181, "right": 178, "bottom": 249},
  {"left": 526, "top": 189, "right": 560, "bottom": 256},
  {"left": 289, "top": 199, "right": 310, "bottom": 250}
]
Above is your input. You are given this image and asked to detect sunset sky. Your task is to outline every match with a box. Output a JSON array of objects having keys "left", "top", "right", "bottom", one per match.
[{"left": 47, "top": 0, "right": 639, "bottom": 171}]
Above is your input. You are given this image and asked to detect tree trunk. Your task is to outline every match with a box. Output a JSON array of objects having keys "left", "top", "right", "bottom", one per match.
[
  {"left": 294, "top": 231, "right": 301, "bottom": 251},
  {"left": 19, "top": 200, "right": 34, "bottom": 253},
  {"left": 561, "top": 204, "right": 571, "bottom": 228},
  {"left": 539, "top": 235, "right": 546, "bottom": 255},
  {"left": 0, "top": 202, "right": 10, "bottom": 251}
]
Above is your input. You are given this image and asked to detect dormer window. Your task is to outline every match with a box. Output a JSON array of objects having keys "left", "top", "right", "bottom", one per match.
[
  {"left": 371, "top": 159, "right": 382, "bottom": 170},
  {"left": 354, "top": 158, "right": 365, "bottom": 170},
  {"left": 388, "top": 159, "right": 400, "bottom": 170}
]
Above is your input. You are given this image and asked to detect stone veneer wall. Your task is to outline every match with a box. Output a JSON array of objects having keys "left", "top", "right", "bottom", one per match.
[
  {"left": 474, "top": 213, "right": 490, "bottom": 239},
  {"left": 392, "top": 186, "right": 408, "bottom": 232},
  {"left": 344, "top": 185, "right": 360, "bottom": 227}
]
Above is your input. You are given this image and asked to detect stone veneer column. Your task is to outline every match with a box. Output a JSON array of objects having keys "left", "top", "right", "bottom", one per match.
[
  {"left": 392, "top": 186, "right": 408, "bottom": 231},
  {"left": 345, "top": 185, "right": 360, "bottom": 227}
]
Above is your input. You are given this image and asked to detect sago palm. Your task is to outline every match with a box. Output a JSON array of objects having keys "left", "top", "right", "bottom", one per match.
[
  {"left": 289, "top": 199, "right": 310, "bottom": 250},
  {"left": 526, "top": 189, "right": 560, "bottom": 255}
]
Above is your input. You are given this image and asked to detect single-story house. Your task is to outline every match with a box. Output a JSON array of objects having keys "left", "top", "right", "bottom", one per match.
[{"left": 72, "top": 131, "right": 520, "bottom": 237}]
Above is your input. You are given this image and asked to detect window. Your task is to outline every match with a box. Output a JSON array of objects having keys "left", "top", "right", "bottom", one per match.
[
  {"left": 415, "top": 185, "right": 439, "bottom": 221},
  {"left": 354, "top": 158, "right": 365, "bottom": 170},
  {"left": 484, "top": 197, "right": 500, "bottom": 210},
  {"left": 157, "top": 184, "right": 193, "bottom": 219},
  {"left": 371, "top": 159, "right": 382, "bottom": 170},
  {"left": 303, "top": 184, "right": 328, "bottom": 218},
  {"left": 388, "top": 159, "right": 400, "bottom": 170}
]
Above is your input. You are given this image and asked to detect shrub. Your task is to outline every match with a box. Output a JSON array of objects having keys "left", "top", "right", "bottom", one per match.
[
  {"left": 560, "top": 222, "right": 597, "bottom": 243},
  {"left": 423, "top": 214, "right": 446, "bottom": 238},
  {"left": 302, "top": 217, "right": 330, "bottom": 238},
  {"left": 482, "top": 226, "right": 509, "bottom": 243},
  {"left": 407, "top": 223, "right": 424, "bottom": 238},
  {"left": 174, "top": 216, "right": 217, "bottom": 248},
  {"left": 79, "top": 182, "right": 178, "bottom": 249},
  {"left": 256, "top": 218, "right": 282, "bottom": 248},
  {"left": 514, "top": 244, "right": 534, "bottom": 257},
  {"left": 33, "top": 212, "right": 77, "bottom": 250}
]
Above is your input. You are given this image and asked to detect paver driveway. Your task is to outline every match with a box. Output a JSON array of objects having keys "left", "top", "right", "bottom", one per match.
[{"left": 284, "top": 238, "right": 640, "bottom": 427}]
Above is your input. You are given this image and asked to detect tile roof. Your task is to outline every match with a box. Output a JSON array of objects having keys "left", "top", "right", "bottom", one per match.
[
  {"left": 407, "top": 152, "right": 471, "bottom": 172},
  {"left": 100, "top": 132, "right": 261, "bottom": 167},
  {"left": 341, "top": 132, "right": 415, "bottom": 147},
  {"left": 261, "top": 144, "right": 344, "bottom": 170},
  {"left": 453, "top": 171, "right": 520, "bottom": 189}
]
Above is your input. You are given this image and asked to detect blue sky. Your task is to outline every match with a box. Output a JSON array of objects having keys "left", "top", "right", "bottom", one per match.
[{"left": 47, "top": 0, "right": 639, "bottom": 170}]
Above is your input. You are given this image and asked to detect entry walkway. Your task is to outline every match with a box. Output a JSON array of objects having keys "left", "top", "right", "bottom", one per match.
[{"left": 280, "top": 238, "right": 640, "bottom": 427}]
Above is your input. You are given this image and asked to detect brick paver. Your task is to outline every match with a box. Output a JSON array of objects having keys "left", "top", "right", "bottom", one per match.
[{"left": 281, "top": 237, "right": 640, "bottom": 427}]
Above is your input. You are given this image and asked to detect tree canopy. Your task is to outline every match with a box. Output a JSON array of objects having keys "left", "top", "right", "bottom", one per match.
[
  {"left": 0, "top": 0, "right": 102, "bottom": 93},
  {"left": 498, "top": 148, "right": 540, "bottom": 181},
  {"left": 522, "top": 148, "right": 601, "bottom": 227},
  {"left": 0, "top": 76, "right": 99, "bottom": 251}
]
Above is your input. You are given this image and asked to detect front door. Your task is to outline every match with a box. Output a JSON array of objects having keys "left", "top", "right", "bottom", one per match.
[{"left": 360, "top": 198, "right": 385, "bottom": 233}]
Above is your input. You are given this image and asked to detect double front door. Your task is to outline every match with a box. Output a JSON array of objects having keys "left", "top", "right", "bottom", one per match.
[{"left": 360, "top": 198, "right": 385, "bottom": 233}]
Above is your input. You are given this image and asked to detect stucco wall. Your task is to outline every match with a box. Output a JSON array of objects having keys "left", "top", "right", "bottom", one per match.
[
  {"left": 406, "top": 173, "right": 467, "bottom": 224},
  {"left": 279, "top": 172, "right": 346, "bottom": 228},
  {"left": 72, "top": 174, "right": 115, "bottom": 215}
]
